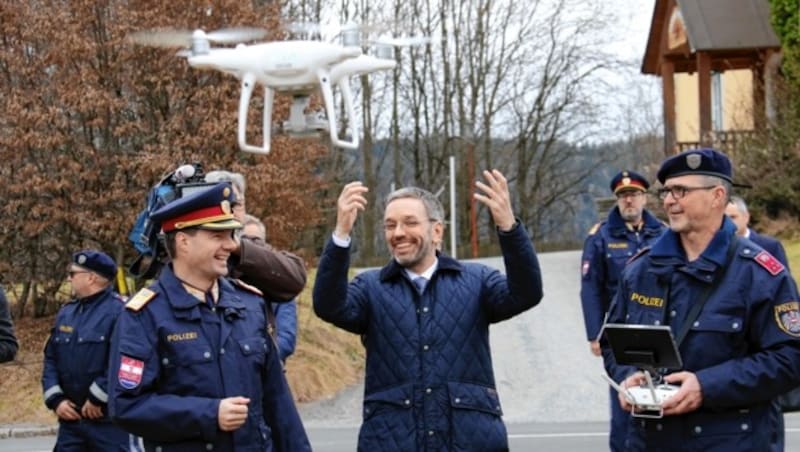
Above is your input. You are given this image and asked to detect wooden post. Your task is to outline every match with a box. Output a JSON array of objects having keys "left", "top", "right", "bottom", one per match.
[
  {"left": 662, "top": 60, "right": 677, "bottom": 156},
  {"left": 697, "top": 52, "right": 712, "bottom": 146}
]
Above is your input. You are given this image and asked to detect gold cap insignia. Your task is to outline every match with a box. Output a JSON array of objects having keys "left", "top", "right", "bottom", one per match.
[{"left": 221, "top": 200, "right": 231, "bottom": 214}]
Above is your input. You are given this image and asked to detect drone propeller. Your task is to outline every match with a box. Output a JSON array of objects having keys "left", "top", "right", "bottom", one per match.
[
  {"left": 286, "top": 21, "right": 323, "bottom": 38},
  {"left": 127, "top": 27, "right": 267, "bottom": 48},
  {"left": 372, "top": 35, "right": 431, "bottom": 47},
  {"left": 370, "top": 35, "right": 430, "bottom": 59}
]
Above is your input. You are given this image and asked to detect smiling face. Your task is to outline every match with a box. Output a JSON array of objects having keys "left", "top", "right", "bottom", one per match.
[
  {"left": 661, "top": 175, "right": 724, "bottom": 234},
  {"left": 174, "top": 228, "right": 236, "bottom": 286},
  {"left": 383, "top": 197, "right": 444, "bottom": 274}
]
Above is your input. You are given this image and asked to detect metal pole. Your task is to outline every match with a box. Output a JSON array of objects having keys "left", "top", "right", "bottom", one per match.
[{"left": 449, "top": 155, "right": 457, "bottom": 258}]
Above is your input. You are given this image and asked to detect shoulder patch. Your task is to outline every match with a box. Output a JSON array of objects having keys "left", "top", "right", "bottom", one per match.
[
  {"left": 587, "top": 223, "right": 601, "bottom": 236},
  {"left": 231, "top": 279, "right": 263, "bottom": 296},
  {"left": 775, "top": 301, "right": 800, "bottom": 336},
  {"left": 754, "top": 250, "right": 785, "bottom": 276},
  {"left": 125, "top": 288, "right": 156, "bottom": 312}
]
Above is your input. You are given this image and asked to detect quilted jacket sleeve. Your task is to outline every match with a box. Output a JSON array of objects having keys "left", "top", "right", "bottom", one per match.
[
  {"left": 313, "top": 239, "right": 370, "bottom": 334},
  {"left": 483, "top": 222, "right": 544, "bottom": 323}
]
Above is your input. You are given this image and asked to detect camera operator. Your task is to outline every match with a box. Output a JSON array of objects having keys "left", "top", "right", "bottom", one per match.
[{"left": 205, "top": 170, "right": 306, "bottom": 302}]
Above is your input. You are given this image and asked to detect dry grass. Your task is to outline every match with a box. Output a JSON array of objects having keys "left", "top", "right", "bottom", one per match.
[
  {"left": 0, "top": 268, "right": 364, "bottom": 425},
  {"left": 785, "top": 239, "right": 800, "bottom": 284}
]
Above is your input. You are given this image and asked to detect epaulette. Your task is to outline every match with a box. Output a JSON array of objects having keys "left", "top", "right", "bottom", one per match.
[
  {"left": 587, "top": 223, "right": 601, "bottom": 236},
  {"left": 626, "top": 246, "right": 652, "bottom": 265},
  {"left": 125, "top": 288, "right": 156, "bottom": 312},
  {"left": 231, "top": 279, "right": 263, "bottom": 296},
  {"left": 752, "top": 249, "right": 785, "bottom": 276}
]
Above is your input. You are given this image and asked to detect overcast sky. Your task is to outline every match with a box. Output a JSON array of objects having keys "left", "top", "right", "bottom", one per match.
[{"left": 591, "top": 0, "right": 662, "bottom": 143}]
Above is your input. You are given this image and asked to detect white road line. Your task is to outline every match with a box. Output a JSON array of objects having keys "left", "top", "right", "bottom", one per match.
[{"left": 509, "top": 432, "right": 607, "bottom": 439}]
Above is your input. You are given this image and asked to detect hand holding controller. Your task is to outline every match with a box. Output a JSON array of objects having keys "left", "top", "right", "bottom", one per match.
[{"left": 602, "top": 371, "right": 680, "bottom": 418}]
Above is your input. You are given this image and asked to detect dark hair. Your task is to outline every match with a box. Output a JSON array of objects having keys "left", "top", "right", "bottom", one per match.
[{"left": 164, "top": 228, "right": 199, "bottom": 259}]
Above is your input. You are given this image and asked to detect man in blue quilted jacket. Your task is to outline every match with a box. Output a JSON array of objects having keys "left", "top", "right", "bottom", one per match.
[{"left": 314, "top": 169, "right": 544, "bottom": 451}]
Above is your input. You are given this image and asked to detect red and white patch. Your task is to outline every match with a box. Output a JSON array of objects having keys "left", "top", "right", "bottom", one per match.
[
  {"left": 755, "top": 251, "right": 785, "bottom": 276},
  {"left": 118, "top": 356, "right": 144, "bottom": 389},
  {"left": 581, "top": 260, "right": 590, "bottom": 277}
]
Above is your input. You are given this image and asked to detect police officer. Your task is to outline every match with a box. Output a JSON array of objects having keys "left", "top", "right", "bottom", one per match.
[
  {"left": 42, "top": 250, "right": 131, "bottom": 450},
  {"left": 603, "top": 148, "right": 800, "bottom": 451},
  {"left": 580, "top": 170, "right": 666, "bottom": 451},
  {"left": 0, "top": 284, "right": 18, "bottom": 363},
  {"left": 107, "top": 183, "right": 310, "bottom": 452},
  {"left": 725, "top": 195, "right": 790, "bottom": 267}
]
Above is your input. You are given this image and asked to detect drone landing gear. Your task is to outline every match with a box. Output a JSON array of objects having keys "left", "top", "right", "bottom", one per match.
[{"left": 283, "top": 96, "right": 329, "bottom": 137}]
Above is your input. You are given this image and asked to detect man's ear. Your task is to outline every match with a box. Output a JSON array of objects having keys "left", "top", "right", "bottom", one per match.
[{"left": 175, "top": 231, "right": 191, "bottom": 254}]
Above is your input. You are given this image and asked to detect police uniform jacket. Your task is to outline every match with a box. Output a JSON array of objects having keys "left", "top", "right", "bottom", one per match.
[
  {"left": 749, "top": 229, "right": 790, "bottom": 269},
  {"left": 42, "top": 286, "right": 124, "bottom": 417},
  {"left": 313, "top": 222, "right": 543, "bottom": 451},
  {"left": 580, "top": 206, "right": 665, "bottom": 341},
  {"left": 603, "top": 218, "right": 800, "bottom": 451},
  {"left": 107, "top": 265, "right": 311, "bottom": 452}
]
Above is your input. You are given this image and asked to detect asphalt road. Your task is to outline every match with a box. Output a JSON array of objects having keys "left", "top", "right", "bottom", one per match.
[{"left": 5, "top": 250, "right": 800, "bottom": 450}]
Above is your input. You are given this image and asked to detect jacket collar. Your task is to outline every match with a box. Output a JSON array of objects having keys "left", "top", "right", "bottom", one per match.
[
  {"left": 606, "top": 206, "right": 663, "bottom": 237},
  {"left": 73, "top": 286, "right": 113, "bottom": 305},
  {"left": 649, "top": 216, "right": 737, "bottom": 269},
  {"left": 379, "top": 251, "right": 463, "bottom": 283},
  {"left": 158, "top": 265, "right": 246, "bottom": 319}
]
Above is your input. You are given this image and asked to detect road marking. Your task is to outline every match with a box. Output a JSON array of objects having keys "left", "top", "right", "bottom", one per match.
[{"left": 509, "top": 432, "right": 607, "bottom": 439}]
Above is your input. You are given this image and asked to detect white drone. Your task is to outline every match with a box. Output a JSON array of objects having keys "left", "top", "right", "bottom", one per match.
[{"left": 128, "top": 25, "right": 428, "bottom": 154}]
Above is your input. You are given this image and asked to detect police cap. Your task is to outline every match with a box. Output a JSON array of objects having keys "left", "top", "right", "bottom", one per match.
[
  {"left": 150, "top": 182, "right": 242, "bottom": 233},
  {"left": 609, "top": 170, "right": 649, "bottom": 194},
  {"left": 656, "top": 148, "right": 733, "bottom": 184},
  {"left": 72, "top": 250, "right": 117, "bottom": 280}
]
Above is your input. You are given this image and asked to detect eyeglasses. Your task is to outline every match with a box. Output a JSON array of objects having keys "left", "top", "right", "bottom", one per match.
[
  {"left": 656, "top": 185, "right": 718, "bottom": 200},
  {"left": 616, "top": 191, "right": 644, "bottom": 200},
  {"left": 67, "top": 270, "right": 88, "bottom": 278},
  {"left": 383, "top": 219, "right": 435, "bottom": 232}
]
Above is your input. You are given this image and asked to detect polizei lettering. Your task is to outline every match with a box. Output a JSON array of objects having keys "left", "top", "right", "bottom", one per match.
[{"left": 630, "top": 292, "right": 664, "bottom": 308}]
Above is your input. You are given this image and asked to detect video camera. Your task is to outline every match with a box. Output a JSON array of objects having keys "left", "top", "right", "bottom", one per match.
[{"left": 127, "top": 162, "right": 216, "bottom": 279}]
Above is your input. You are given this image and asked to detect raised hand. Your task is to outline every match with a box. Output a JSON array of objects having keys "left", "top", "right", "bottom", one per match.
[
  {"left": 335, "top": 182, "right": 369, "bottom": 239},
  {"left": 474, "top": 169, "right": 515, "bottom": 231}
]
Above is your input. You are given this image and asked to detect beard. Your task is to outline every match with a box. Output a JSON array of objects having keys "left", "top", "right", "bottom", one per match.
[
  {"left": 392, "top": 236, "right": 435, "bottom": 269},
  {"left": 620, "top": 207, "right": 643, "bottom": 223}
]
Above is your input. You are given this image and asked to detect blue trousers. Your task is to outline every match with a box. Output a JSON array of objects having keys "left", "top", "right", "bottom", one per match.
[
  {"left": 609, "top": 387, "right": 630, "bottom": 452},
  {"left": 54, "top": 419, "right": 130, "bottom": 452}
]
